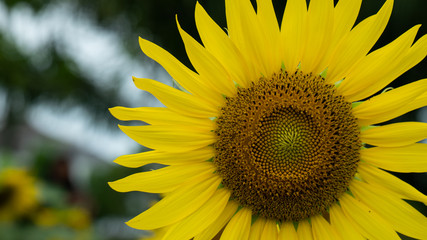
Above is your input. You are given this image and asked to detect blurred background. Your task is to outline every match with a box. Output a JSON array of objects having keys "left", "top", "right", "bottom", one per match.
[{"left": 0, "top": 0, "right": 426, "bottom": 239}]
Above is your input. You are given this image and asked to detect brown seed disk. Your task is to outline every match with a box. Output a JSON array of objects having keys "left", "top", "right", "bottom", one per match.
[{"left": 214, "top": 70, "right": 361, "bottom": 221}]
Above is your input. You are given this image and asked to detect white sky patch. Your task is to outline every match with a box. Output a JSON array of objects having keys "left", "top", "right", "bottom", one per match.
[
  {"left": 27, "top": 103, "right": 139, "bottom": 161},
  {"left": 0, "top": 2, "right": 8, "bottom": 31},
  {"left": 0, "top": 88, "right": 7, "bottom": 129},
  {"left": 417, "top": 107, "right": 427, "bottom": 143}
]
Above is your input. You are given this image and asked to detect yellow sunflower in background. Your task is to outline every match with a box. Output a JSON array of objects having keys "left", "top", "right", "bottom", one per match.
[
  {"left": 33, "top": 207, "right": 92, "bottom": 230},
  {"left": 0, "top": 168, "right": 39, "bottom": 221},
  {"left": 110, "top": 0, "right": 427, "bottom": 239}
]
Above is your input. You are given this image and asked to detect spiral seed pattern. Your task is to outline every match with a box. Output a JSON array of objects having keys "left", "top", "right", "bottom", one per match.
[{"left": 214, "top": 70, "right": 360, "bottom": 221}]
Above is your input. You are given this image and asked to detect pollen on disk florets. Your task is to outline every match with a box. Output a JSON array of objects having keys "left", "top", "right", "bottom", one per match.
[{"left": 213, "top": 70, "right": 361, "bottom": 221}]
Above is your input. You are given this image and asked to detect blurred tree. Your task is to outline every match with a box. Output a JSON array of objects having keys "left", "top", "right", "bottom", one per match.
[{"left": 0, "top": 34, "right": 119, "bottom": 148}]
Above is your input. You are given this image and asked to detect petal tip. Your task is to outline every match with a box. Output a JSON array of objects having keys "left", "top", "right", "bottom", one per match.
[
  {"left": 107, "top": 181, "right": 119, "bottom": 191},
  {"left": 108, "top": 107, "right": 120, "bottom": 118}
]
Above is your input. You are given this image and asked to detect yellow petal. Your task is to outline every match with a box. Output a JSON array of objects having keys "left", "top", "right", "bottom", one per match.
[
  {"left": 278, "top": 221, "right": 298, "bottom": 240},
  {"left": 138, "top": 37, "right": 223, "bottom": 106},
  {"left": 194, "top": 2, "right": 252, "bottom": 88},
  {"left": 114, "top": 147, "right": 214, "bottom": 168},
  {"left": 236, "top": 1, "right": 280, "bottom": 77},
  {"left": 338, "top": 25, "right": 421, "bottom": 101},
  {"left": 224, "top": 0, "right": 244, "bottom": 51},
  {"left": 221, "top": 207, "right": 252, "bottom": 240},
  {"left": 248, "top": 217, "right": 278, "bottom": 240},
  {"left": 382, "top": 33, "right": 427, "bottom": 102},
  {"left": 227, "top": 0, "right": 278, "bottom": 77},
  {"left": 194, "top": 200, "right": 239, "bottom": 240},
  {"left": 281, "top": 0, "right": 307, "bottom": 71},
  {"left": 361, "top": 143, "right": 427, "bottom": 172},
  {"left": 339, "top": 193, "right": 400, "bottom": 240},
  {"left": 109, "top": 106, "right": 214, "bottom": 130},
  {"left": 224, "top": 0, "right": 243, "bottom": 45},
  {"left": 133, "top": 77, "right": 217, "bottom": 118},
  {"left": 311, "top": 214, "right": 340, "bottom": 240},
  {"left": 404, "top": 83, "right": 427, "bottom": 113},
  {"left": 357, "top": 161, "right": 427, "bottom": 204},
  {"left": 143, "top": 226, "right": 170, "bottom": 240},
  {"left": 108, "top": 162, "right": 216, "bottom": 193},
  {"left": 332, "top": 0, "right": 362, "bottom": 46},
  {"left": 361, "top": 122, "right": 427, "bottom": 147},
  {"left": 329, "top": 203, "right": 365, "bottom": 240},
  {"left": 256, "top": 0, "right": 280, "bottom": 37},
  {"left": 261, "top": 219, "right": 278, "bottom": 240},
  {"left": 300, "top": 0, "right": 334, "bottom": 74},
  {"left": 249, "top": 217, "right": 266, "bottom": 240},
  {"left": 352, "top": 79, "right": 427, "bottom": 126},
  {"left": 162, "top": 188, "right": 231, "bottom": 240},
  {"left": 351, "top": 180, "right": 427, "bottom": 239},
  {"left": 119, "top": 125, "right": 215, "bottom": 153},
  {"left": 326, "top": 0, "right": 393, "bottom": 84},
  {"left": 126, "top": 174, "right": 221, "bottom": 230},
  {"left": 177, "top": 18, "right": 236, "bottom": 97},
  {"left": 256, "top": 0, "right": 281, "bottom": 76},
  {"left": 317, "top": 0, "right": 362, "bottom": 70},
  {"left": 296, "top": 220, "right": 313, "bottom": 240}
]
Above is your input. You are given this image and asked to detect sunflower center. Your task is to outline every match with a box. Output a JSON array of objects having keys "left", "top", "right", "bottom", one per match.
[{"left": 214, "top": 70, "right": 361, "bottom": 221}]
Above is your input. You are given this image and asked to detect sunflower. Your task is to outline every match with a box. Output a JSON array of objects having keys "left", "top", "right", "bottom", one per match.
[
  {"left": 109, "top": 0, "right": 427, "bottom": 239},
  {"left": 0, "top": 168, "right": 39, "bottom": 221}
]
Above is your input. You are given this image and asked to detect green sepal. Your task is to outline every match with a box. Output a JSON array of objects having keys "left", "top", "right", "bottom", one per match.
[
  {"left": 334, "top": 79, "right": 343, "bottom": 88},
  {"left": 320, "top": 68, "right": 328, "bottom": 78},
  {"left": 351, "top": 101, "right": 362, "bottom": 108},
  {"left": 172, "top": 79, "right": 189, "bottom": 93}
]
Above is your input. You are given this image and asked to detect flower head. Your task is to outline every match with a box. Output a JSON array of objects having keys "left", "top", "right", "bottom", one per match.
[
  {"left": 0, "top": 168, "right": 39, "bottom": 221},
  {"left": 110, "top": 0, "right": 427, "bottom": 239}
]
